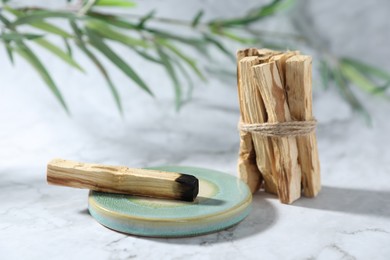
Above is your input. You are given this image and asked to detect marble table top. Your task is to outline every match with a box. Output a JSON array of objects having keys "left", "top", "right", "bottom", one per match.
[{"left": 1, "top": 77, "right": 389, "bottom": 259}]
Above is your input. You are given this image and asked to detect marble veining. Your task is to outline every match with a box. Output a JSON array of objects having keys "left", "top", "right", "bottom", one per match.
[{"left": 1, "top": 0, "right": 390, "bottom": 259}]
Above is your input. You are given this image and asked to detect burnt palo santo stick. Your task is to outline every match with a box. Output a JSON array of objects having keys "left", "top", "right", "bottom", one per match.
[{"left": 47, "top": 159, "right": 199, "bottom": 202}]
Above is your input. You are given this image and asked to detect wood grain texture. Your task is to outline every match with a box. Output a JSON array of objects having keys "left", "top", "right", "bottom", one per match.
[
  {"left": 269, "top": 51, "right": 299, "bottom": 86},
  {"left": 237, "top": 121, "right": 262, "bottom": 193},
  {"left": 47, "top": 159, "right": 199, "bottom": 201},
  {"left": 236, "top": 49, "right": 276, "bottom": 193},
  {"left": 286, "top": 55, "right": 321, "bottom": 197},
  {"left": 238, "top": 55, "right": 278, "bottom": 194},
  {"left": 236, "top": 49, "right": 263, "bottom": 193},
  {"left": 236, "top": 48, "right": 321, "bottom": 203},
  {"left": 252, "top": 62, "right": 302, "bottom": 204}
]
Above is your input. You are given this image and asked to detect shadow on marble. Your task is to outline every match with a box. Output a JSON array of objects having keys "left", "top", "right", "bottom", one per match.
[
  {"left": 78, "top": 208, "right": 90, "bottom": 215},
  {"left": 146, "top": 193, "right": 277, "bottom": 245},
  {"left": 293, "top": 185, "right": 390, "bottom": 218}
]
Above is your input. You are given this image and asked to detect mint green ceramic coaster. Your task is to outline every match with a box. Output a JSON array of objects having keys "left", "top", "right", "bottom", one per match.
[{"left": 88, "top": 166, "right": 252, "bottom": 237}]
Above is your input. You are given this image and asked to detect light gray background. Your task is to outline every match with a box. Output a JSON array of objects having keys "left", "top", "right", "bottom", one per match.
[{"left": 1, "top": 1, "right": 390, "bottom": 259}]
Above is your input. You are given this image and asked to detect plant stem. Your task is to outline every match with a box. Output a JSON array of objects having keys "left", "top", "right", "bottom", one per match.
[
  {"left": 101, "top": 11, "right": 307, "bottom": 40},
  {"left": 10, "top": 4, "right": 306, "bottom": 42},
  {"left": 244, "top": 27, "right": 307, "bottom": 42},
  {"left": 78, "top": 0, "right": 96, "bottom": 15}
]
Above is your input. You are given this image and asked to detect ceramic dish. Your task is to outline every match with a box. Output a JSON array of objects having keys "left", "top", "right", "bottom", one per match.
[{"left": 88, "top": 166, "right": 252, "bottom": 237}]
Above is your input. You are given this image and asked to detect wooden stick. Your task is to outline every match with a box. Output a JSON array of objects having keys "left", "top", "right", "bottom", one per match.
[
  {"left": 252, "top": 62, "right": 302, "bottom": 204},
  {"left": 285, "top": 55, "right": 321, "bottom": 197},
  {"left": 269, "top": 51, "right": 299, "bottom": 86},
  {"left": 236, "top": 49, "right": 264, "bottom": 193},
  {"left": 237, "top": 122, "right": 263, "bottom": 193},
  {"left": 47, "top": 159, "right": 199, "bottom": 202},
  {"left": 238, "top": 55, "right": 278, "bottom": 194},
  {"left": 236, "top": 48, "right": 279, "bottom": 61}
]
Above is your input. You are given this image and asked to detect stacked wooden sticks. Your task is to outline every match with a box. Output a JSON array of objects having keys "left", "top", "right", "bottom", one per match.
[{"left": 237, "top": 48, "right": 321, "bottom": 204}]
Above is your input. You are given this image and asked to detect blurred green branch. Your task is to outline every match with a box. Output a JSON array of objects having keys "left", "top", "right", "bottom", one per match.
[
  {"left": 319, "top": 55, "right": 390, "bottom": 123},
  {"left": 0, "top": 0, "right": 389, "bottom": 117}
]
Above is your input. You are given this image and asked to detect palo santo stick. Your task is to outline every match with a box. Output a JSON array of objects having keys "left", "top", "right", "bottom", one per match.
[
  {"left": 269, "top": 51, "right": 299, "bottom": 86},
  {"left": 253, "top": 62, "right": 302, "bottom": 204},
  {"left": 286, "top": 55, "right": 321, "bottom": 197},
  {"left": 236, "top": 48, "right": 280, "bottom": 61},
  {"left": 237, "top": 123, "right": 262, "bottom": 193},
  {"left": 238, "top": 55, "right": 278, "bottom": 194},
  {"left": 47, "top": 159, "right": 199, "bottom": 202},
  {"left": 236, "top": 48, "right": 265, "bottom": 193}
]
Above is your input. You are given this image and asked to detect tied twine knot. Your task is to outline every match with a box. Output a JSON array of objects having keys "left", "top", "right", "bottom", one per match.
[{"left": 239, "top": 119, "right": 317, "bottom": 137}]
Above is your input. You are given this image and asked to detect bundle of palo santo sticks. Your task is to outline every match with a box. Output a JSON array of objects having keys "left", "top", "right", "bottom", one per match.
[{"left": 237, "top": 48, "right": 320, "bottom": 204}]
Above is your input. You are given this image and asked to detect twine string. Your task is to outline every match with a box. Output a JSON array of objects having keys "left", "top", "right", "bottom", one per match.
[{"left": 239, "top": 119, "right": 317, "bottom": 137}]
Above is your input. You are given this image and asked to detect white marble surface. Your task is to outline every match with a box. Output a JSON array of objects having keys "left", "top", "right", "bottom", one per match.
[{"left": 1, "top": 1, "right": 390, "bottom": 259}]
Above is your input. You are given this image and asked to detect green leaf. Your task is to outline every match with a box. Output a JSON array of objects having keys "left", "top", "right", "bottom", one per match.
[
  {"left": 247, "top": 0, "right": 293, "bottom": 18},
  {"left": 191, "top": 10, "right": 204, "bottom": 28},
  {"left": 341, "top": 57, "right": 390, "bottom": 81},
  {"left": 217, "top": 30, "right": 256, "bottom": 44},
  {"left": 171, "top": 57, "right": 194, "bottom": 102},
  {"left": 157, "top": 39, "right": 205, "bottom": 81},
  {"left": 0, "top": 13, "right": 11, "bottom": 26},
  {"left": 79, "top": 0, "right": 98, "bottom": 15},
  {"left": 319, "top": 60, "right": 331, "bottom": 90},
  {"left": 87, "top": 12, "right": 138, "bottom": 29},
  {"left": 0, "top": 32, "right": 44, "bottom": 41},
  {"left": 333, "top": 67, "right": 370, "bottom": 124},
  {"left": 70, "top": 21, "right": 122, "bottom": 113},
  {"left": 89, "top": 19, "right": 208, "bottom": 56},
  {"left": 86, "top": 20, "right": 148, "bottom": 47},
  {"left": 372, "top": 80, "right": 390, "bottom": 95},
  {"left": 86, "top": 28, "right": 153, "bottom": 96},
  {"left": 11, "top": 11, "right": 77, "bottom": 26},
  {"left": 5, "top": 7, "right": 73, "bottom": 38},
  {"left": 208, "top": 0, "right": 293, "bottom": 27},
  {"left": 203, "top": 34, "right": 234, "bottom": 61},
  {"left": 340, "top": 61, "right": 379, "bottom": 94},
  {"left": 205, "top": 67, "right": 236, "bottom": 79},
  {"left": 4, "top": 40, "right": 15, "bottom": 65},
  {"left": 155, "top": 44, "right": 182, "bottom": 110},
  {"left": 137, "top": 10, "right": 156, "bottom": 28},
  {"left": 0, "top": 14, "right": 14, "bottom": 63},
  {"left": 32, "top": 21, "right": 73, "bottom": 38},
  {"left": 63, "top": 37, "right": 72, "bottom": 57},
  {"left": 33, "top": 38, "right": 85, "bottom": 72},
  {"left": 150, "top": 29, "right": 211, "bottom": 58},
  {"left": 132, "top": 49, "right": 163, "bottom": 64},
  {"left": 96, "top": 0, "right": 136, "bottom": 7},
  {"left": 146, "top": 28, "right": 206, "bottom": 47},
  {"left": 14, "top": 41, "right": 68, "bottom": 113}
]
